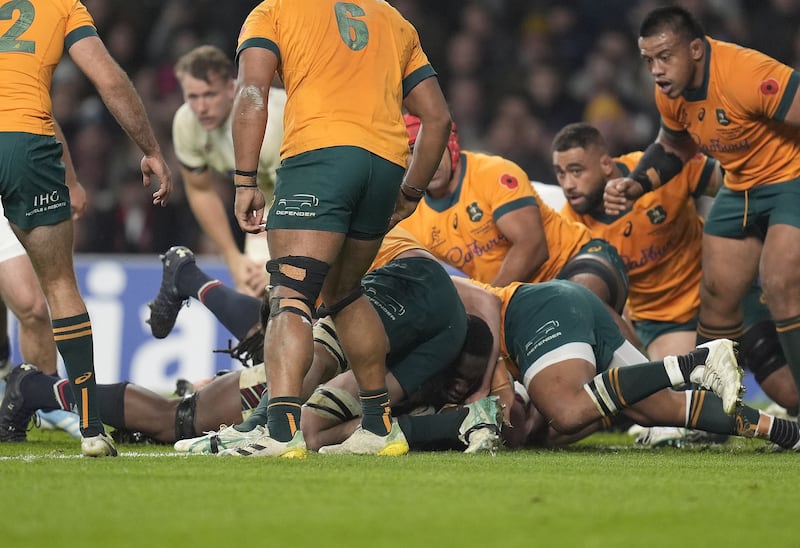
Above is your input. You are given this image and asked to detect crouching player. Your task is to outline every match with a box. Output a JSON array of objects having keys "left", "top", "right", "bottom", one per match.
[{"left": 454, "top": 278, "right": 800, "bottom": 451}]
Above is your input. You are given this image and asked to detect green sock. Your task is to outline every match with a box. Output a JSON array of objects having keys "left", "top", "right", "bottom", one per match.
[
  {"left": 53, "top": 313, "right": 104, "bottom": 436},
  {"left": 775, "top": 315, "right": 800, "bottom": 394},
  {"left": 266, "top": 397, "right": 302, "bottom": 442},
  {"left": 685, "top": 390, "right": 744, "bottom": 433},
  {"left": 397, "top": 409, "right": 469, "bottom": 449},
  {"left": 585, "top": 361, "right": 675, "bottom": 415},
  {"left": 236, "top": 393, "right": 269, "bottom": 432},
  {"left": 689, "top": 390, "right": 800, "bottom": 448},
  {"left": 359, "top": 388, "right": 391, "bottom": 436}
]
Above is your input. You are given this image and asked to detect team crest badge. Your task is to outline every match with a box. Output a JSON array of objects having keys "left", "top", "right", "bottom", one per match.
[
  {"left": 715, "top": 109, "right": 730, "bottom": 126},
  {"left": 646, "top": 205, "right": 667, "bottom": 225},
  {"left": 466, "top": 202, "right": 483, "bottom": 222}
]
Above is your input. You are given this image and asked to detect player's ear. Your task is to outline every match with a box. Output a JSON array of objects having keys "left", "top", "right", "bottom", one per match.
[
  {"left": 600, "top": 153, "right": 615, "bottom": 177},
  {"left": 689, "top": 38, "right": 704, "bottom": 61}
]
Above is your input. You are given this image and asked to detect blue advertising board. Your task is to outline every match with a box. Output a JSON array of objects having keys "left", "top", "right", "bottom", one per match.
[{"left": 9, "top": 254, "right": 244, "bottom": 394}]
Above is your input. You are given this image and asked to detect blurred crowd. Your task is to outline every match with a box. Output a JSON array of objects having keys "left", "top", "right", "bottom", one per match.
[{"left": 58, "top": 0, "right": 800, "bottom": 254}]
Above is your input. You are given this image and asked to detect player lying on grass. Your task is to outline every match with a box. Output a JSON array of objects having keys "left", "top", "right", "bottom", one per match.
[
  {"left": 0, "top": 310, "right": 499, "bottom": 454},
  {"left": 0, "top": 230, "right": 504, "bottom": 453},
  {"left": 453, "top": 278, "right": 800, "bottom": 451},
  {"left": 172, "top": 226, "right": 504, "bottom": 456}
]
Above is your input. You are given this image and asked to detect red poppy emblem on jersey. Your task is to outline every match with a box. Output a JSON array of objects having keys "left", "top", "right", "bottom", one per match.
[
  {"left": 760, "top": 78, "right": 779, "bottom": 95},
  {"left": 499, "top": 173, "right": 518, "bottom": 189}
]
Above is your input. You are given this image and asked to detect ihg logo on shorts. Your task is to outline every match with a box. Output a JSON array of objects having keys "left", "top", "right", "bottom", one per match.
[{"left": 27, "top": 191, "right": 65, "bottom": 216}]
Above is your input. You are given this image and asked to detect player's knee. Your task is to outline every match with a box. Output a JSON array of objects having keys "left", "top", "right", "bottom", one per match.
[
  {"left": 13, "top": 296, "right": 50, "bottom": 328},
  {"left": 559, "top": 252, "right": 629, "bottom": 314},
  {"left": 547, "top": 409, "right": 587, "bottom": 435},
  {"left": 261, "top": 256, "right": 330, "bottom": 325},
  {"left": 302, "top": 385, "right": 361, "bottom": 450},
  {"left": 740, "top": 320, "right": 786, "bottom": 384},
  {"left": 760, "top": 275, "right": 800, "bottom": 312},
  {"left": 543, "top": 396, "right": 594, "bottom": 434}
]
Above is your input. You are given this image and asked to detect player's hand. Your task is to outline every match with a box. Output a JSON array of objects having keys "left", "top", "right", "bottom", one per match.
[
  {"left": 234, "top": 187, "right": 266, "bottom": 234},
  {"left": 141, "top": 154, "right": 173, "bottom": 206},
  {"left": 228, "top": 253, "right": 269, "bottom": 297},
  {"left": 388, "top": 191, "right": 420, "bottom": 229},
  {"left": 67, "top": 180, "right": 88, "bottom": 220},
  {"left": 604, "top": 177, "right": 643, "bottom": 215}
]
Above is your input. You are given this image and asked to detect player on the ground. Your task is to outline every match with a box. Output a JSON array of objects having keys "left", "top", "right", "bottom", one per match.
[{"left": 454, "top": 278, "right": 800, "bottom": 452}]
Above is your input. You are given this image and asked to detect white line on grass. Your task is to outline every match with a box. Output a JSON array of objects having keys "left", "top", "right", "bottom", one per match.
[{"left": 0, "top": 451, "right": 191, "bottom": 461}]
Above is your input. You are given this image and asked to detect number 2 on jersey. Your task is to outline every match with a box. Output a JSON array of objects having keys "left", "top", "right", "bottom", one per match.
[{"left": 0, "top": 0, "right": 35, "bottom": 54}]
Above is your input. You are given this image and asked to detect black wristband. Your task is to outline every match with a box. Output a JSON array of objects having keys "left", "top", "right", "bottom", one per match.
[
  {"left": 400, "top": 186, "right": 423, "bottom": 202},
  {"left": 401, "top": 181, "right": 426, "bottom": 195},
  {"left": 629, "top": 142, "right": 683, "bottom": 194},
  {"left": 234, "top": 184, "right": 258, "bottom": 189},
  {"left": 234, "top": 169, "right": 258, "bottom": 177},
  {"left": 631, "top": 172, "right": 654, "bottom": 194}
]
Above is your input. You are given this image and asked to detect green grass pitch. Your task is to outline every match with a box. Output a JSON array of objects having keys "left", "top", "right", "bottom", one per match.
[{"left": 1, "top": 429, "right": 796, "bottom": 547}]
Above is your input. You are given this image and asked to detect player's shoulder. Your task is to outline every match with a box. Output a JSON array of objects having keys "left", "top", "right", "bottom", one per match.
[
  {"left": 464, "top": 150, "right": 526, "bottom": 175},
  {"left": 172, "top": 103, "right": 206, "bottom": 145},
  {"left": 708, "top": 37, "right": 776, "bottom": 70},
  {"left": 173, "top": 103, "right": 199, "bottom": 128},
  {"left": 612, "top": 151, "right": 643, "bottom": 171}
]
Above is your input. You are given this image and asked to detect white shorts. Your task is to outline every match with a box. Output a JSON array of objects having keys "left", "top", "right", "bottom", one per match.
[
  {"left": 0, "top": 203, "right": 25, "bottom": 263},
  {"left": 244, "top": 231, "right": 270, "bottom": 266}
]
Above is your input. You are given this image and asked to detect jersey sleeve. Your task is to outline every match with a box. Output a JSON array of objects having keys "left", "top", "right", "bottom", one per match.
[
  {"left": 681, "top": 153, "right": 718, "bottom": 198},
  {"left": 171, "top": 104, "right": 206, "bottom": 170},
  {"left": 724, "top": 48, "right": 799, "bottom": 122},
  {"left": 64, "top": 0, "right": 97, "bottom": 49},
  {"left": 237, "top": 1, "right": 281, "bottom": 63},
  {"left": 483, "top": 159, "right": 538, "bottom": 223}
]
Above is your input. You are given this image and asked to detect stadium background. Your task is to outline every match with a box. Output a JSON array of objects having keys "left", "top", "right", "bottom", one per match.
[{"left": 11, "top": 0, "right": 797, "bottom": 397}]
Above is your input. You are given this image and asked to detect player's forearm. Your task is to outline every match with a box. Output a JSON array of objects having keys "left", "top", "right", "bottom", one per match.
[
  {"left": 403, "top": 117, "right": 450, "bottom": 191},
  {"left": 231, "top": 88, "right": 268, "bottom": 174},
  {"left": 492, "top": 244, "right": 546, "bottom": 286},
  {"left": 185, "top": 186, "right": 241, "bottom": 260},
  {"left": 68, "top": 37, "right": 162, "bottom": 157},
  {"left": 630, "top": 129, "right": 697, "bottom": 193},
  {"left": 96, "top": 73, "right": 161, "bottom": 157}
]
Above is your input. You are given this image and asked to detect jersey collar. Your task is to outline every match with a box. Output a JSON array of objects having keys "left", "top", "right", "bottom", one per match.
[
  {"left": 682, "top": 38, "right": 711, "bottom": 102},
  {"left": 423, "top": 152, "right": 467, "bottom": 212}
]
